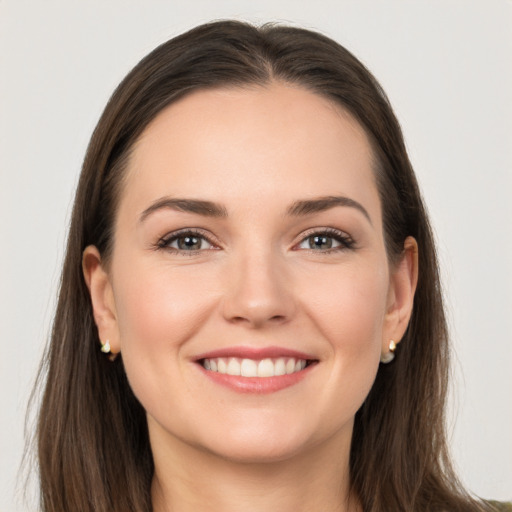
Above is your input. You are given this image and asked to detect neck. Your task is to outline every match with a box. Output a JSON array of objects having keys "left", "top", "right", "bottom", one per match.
[{"left": 150, "top": 424, "right": 360, "bottom": 512}]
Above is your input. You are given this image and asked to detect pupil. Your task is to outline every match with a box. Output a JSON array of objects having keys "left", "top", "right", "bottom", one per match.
[
  {"left": 310, "top": 235, "right": 332, "bottom": 249},
  {"left": 178, "top": 236, "right": 201, "bottom": 250}
]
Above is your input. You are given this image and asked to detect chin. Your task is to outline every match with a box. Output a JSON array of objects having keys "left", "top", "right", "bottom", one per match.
[
  {"left": 205, "top": 437, "right": 309, "bottom": 465},
  {"left": 195, "top": 419, "right": 328, "bottom": 465}
]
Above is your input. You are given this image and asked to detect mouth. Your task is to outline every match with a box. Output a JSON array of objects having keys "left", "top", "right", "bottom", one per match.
[
  {"left": 201, "top": 357, "right": 312, "bottom": 377},
  {"left": 194, "top": 347, "right": 318, "bottom": 394}
]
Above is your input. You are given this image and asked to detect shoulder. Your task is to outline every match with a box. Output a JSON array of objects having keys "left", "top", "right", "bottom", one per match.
[{"left": 487, "top": 501, "right": 512, "bottom": 511}]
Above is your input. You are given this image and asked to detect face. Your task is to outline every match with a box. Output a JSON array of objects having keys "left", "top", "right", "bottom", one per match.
[{"left": 85, "top": 83, "right": 416, "bottom": 464}]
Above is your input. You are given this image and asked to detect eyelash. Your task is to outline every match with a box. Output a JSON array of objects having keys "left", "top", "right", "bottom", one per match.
[
  {"left": 156, "top": 229, "right": 218, "bottom": 255},
  {"left": 294, "top": 227, "right": 355, "bottom": 253},
  {"left": 155, "top": 227, "right": 355, "bottom": 255}
]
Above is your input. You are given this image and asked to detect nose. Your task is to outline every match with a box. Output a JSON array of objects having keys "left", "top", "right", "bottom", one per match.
[{"left": 221, "top": 250, "right": 296, "bottom": 329}]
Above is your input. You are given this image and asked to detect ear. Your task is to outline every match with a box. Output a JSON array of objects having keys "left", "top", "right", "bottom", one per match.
[
  {"left": 82, "top": 245, "right": 120, "bottom": 355},
  {"left": 382, "top": 236, "right": 419, "bottom": 356}
]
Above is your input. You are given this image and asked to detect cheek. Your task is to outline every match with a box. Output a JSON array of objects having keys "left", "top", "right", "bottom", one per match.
[
  {"left": 110, "top": 261, "right": 222, "bottom": 421},
  {"left": 275, "top": 260, "right": 390, "bottom": 442},
  {"left": 301, "top": 262, "right": 389, "bottom": 350},
  {"left": 299, "top": 261, "right": 388, "bottom": 407},
  {"left": 113, "top": 264, "right": 217, "bottom": 354}
]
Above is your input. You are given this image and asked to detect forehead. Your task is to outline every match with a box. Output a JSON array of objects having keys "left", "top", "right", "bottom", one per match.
[{"left": 120, "top": 83, "right": 380, "bottom": 221}]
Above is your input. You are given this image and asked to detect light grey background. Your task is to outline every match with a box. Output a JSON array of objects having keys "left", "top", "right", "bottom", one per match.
[{"left": 1, "top": 1, "right": 511, "bottom": 510}]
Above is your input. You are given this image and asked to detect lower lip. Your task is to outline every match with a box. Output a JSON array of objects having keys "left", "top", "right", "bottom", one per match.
[{"left": 197, "top": 363, "right": 316, "bottom": 394}]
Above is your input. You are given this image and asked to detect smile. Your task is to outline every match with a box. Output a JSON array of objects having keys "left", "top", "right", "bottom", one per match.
[
  {"left": 195, "top": 347, "right": 318, "bottom": 394},
  {"left": 202, "top": 357, "right": 308, "bottom": 377}
]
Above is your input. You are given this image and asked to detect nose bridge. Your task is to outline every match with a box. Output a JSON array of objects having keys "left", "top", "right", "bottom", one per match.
[{"left": 222, "top": 241, "right": 294, "bottom": 327}]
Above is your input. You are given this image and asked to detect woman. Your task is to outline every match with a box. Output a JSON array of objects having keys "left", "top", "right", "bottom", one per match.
[{"left": 34, "top": 20, "right": 510, "bottom": 512}]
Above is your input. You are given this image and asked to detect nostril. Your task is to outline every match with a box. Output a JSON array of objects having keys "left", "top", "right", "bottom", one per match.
[{"left": 228, "top": 314, "right": 287, "bottom": 327}]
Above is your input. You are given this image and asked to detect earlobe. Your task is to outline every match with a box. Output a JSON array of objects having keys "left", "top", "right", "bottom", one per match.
[
  {"left": 82, "top": 245, "right": 120, "bottom": 355},
  {"left": 382, "top": 236, "right": 419, "bottom": 358}
]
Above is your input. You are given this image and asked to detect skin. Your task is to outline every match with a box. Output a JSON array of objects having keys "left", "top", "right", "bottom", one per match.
[{"left": 83, "top": 83, "right": 418, "bottom": 512}]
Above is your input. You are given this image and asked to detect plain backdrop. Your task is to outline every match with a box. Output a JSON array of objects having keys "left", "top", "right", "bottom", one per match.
[{"left": 1, "top": 1, "right": 511, "bottom": 510}]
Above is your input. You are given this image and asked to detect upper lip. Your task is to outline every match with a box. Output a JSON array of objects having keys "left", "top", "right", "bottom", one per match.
[{"left": 194, "top": 345, "right": 317, "bottom": 361}]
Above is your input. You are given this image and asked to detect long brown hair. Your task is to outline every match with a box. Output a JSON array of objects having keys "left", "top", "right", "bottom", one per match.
[{"left": 34, "top": 20, "right": 494, "bottom": 512}]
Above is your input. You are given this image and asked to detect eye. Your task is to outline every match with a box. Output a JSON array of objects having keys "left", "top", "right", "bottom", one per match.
[
  {"left": 157, "top": 230, "right": 217, "bottom": 253},
  {"left": 296, "top": 229, "right": 354, "bottom": 252}
]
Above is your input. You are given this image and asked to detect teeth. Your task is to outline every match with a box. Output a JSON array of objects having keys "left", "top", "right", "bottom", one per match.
[
  {"left": 295, "top": 360, "right": 306, "bottom": 372},
  {"left": 217, "top": 358, "right": 227, "bottom": 374},
  {"left": 258, "top": 358, "right": 274, "bottom": 377},
  {"left": 240, "top": 358, "right": 258, "bottom": 377},
  {"left": 202, "top": 357, "right": 309, "bottom": 377},
  {"left": 227, "top": 358, "right": 241, "bottom": 376},
  {"left": 274, "top": 358, "right": 286, "bottom": 376},
  {"left": 285, "top": 358, "right": 296, "bottom": 374}
]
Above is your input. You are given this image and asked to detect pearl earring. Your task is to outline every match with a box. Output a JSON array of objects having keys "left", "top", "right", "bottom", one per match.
[
  {"left": 380, "top": 339, "right": 397, "bottom": 364},
  {"left": 100, "top": 340, "right": 118, "bottom": 361}
]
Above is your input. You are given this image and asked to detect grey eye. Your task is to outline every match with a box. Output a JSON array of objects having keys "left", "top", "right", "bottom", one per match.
[
  {"left": 309, "top": 235, "right": 333, "bottom": 250},
  {"left": 176, "top": 235, "right": 203, "bottom": 250},
  {"left": 295, "top": 229, "right": 354, "bottom": 252},
  {"left": 300, "top": 234, "right": 341, "bottom": 250},
  {"left": 163, "top": 232, "right": 215, "bottom": 252}
]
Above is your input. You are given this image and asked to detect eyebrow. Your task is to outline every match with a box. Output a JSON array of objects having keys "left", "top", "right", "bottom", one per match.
[
  {"left": 139, "top": 195, "right": 371, "bottom": 224},
  {"left": 139, "top": 198, "right": 228, "bottom": 222},
  {"left": 287, "top": 196, "right": 372, "bottom": 224}
]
